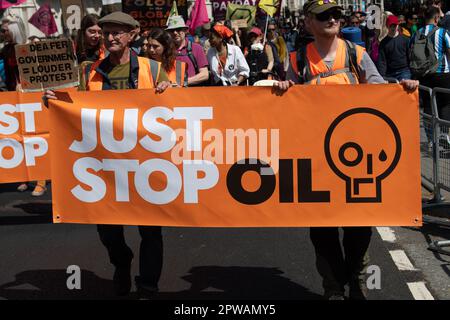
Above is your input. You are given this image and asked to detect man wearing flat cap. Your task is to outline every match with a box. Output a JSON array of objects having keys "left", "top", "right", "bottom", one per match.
[
  {"left": 44, "top": 11, "right": 170, "bottom": 298},
  {"left": 274, "top": 0, "right": 419, "bottom": 300}
]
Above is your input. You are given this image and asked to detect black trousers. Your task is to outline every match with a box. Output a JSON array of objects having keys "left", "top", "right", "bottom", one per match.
[
  {"left": 97, "top": 225, "right": 163, "bottom": 288},
  {"left": 310, "top": 227, "right": 372, "bottom": 295}
]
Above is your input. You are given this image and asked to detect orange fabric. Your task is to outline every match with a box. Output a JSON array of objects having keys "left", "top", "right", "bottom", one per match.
[
  {"left": 167, "top": 61, "right": 187, "bottom": 87},
  {"left": 290, "top": 51, "right": 298, "bottom": 75},
  {"left": 306, "top": 39, "right": 365, "bottom": 85},
  {"left": 0, "top": 92, "right": 50, "bottom": 183},
  {"left": 87, "top": 57, "right": 156, "bottom": 91},
  {"left": 213, "top": 25, "right": 234, "bottom": 39},
  {"left": 49, "top": 85, "right": 421, "bottom": 227}
]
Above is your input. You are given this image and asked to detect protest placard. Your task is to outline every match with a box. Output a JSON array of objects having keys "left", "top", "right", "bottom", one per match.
[
  {"left": 226, "top": 4, "right": 256, "bottom": 27},
  {"left": 15, "top": 39, "right": 79, "bottom": 92},
  {"left": 122, "top": 0, "right": 188, "bottom": 30},
  {"left": 49, "top": 85, "right": 422, "bottom": 227},
  {"left": 231, "top": 19, "right": 248, "bottom": 29},
  {"left": 0, "top": 92, "right": 50, "bottom": 183}
]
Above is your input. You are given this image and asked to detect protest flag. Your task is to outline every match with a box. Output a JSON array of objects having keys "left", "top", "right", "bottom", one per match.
[
  {"left": 187, "top": 0, "right": 209, "bottom": 34},
  {"left": 28, "top": 3, "right": 58, "bottom": 36},
  {"left": 166, "top": 0, "right": 179, "bottom": 26},
  {"left": 258, "top": 0, "right": 279, "bottom": 17}
]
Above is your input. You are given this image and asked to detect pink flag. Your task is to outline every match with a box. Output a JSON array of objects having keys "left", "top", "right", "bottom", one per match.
[
  {"left": 186, "top": 0, "right": 209, "bottom": 35},
  {"left": 0, "top": 0, "right": 26, "bottom": 10},
  {"left": 28, "top": 3, "right": 58, "bottom": 36}
]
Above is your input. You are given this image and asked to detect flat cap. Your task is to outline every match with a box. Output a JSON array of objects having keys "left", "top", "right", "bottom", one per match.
[{"left": 99, "top": 11, "right": 140, "bottom": 28}]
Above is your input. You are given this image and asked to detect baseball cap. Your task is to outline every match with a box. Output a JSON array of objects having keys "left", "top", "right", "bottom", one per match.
[
  {"left": 249, "top": 27, "right": 263, "bottom": 36},
  {"left": 98, "top": 11, "right": 140, "bottom": 28},
  {"left": 303, "top": 0, "right": 343, "bottom": 15},
  {"left": 386, "top": 15, "right": 399, "bottom": 27}
]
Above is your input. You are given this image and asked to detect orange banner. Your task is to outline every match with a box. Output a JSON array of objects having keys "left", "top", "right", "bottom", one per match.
[
  {"left": 49, "top": 85, "right": 422, "bottom": 227},
  {"left": 0, "top": 92, "right": 50, "bottom": 183}
]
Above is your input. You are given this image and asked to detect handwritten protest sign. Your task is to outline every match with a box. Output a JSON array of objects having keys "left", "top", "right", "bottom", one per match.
[
  {"left": 15, "top": 39, "right": 79, "bottom": 92},
  {"left": 231, "top": 19, "right": 248, "bottom": 29}
]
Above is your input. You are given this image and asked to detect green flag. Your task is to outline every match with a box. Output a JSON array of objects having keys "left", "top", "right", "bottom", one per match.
[{"left": 226, "top": 4, "right": 256, "bottom": 28}]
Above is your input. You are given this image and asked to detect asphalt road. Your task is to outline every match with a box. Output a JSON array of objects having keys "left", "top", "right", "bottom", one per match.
[{"left": 1, "top": 182, "right": 438, "bottom": 301}]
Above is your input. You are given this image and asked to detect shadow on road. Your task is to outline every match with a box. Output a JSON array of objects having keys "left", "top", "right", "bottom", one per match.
[
  {"left": 0, "top": 269, "right": 129, "bottom": 300},
  {"left": 156, "top": 266, "right": 322, "bottom": 300},
  {"left": 0, "top": 202, "right": 53, "bottom": 225},
  {"left": 0, "top": 266, "right": 321, "bottom": 300}
]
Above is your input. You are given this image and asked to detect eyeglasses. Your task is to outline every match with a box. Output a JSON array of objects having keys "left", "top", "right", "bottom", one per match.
[
  {"left": 169, "top": 28, "right": 186, "bottom": 33},
  {"left": 268, "top": 28, "right": 276, "bottom": 32},
  {"left": 315, "top": 9, "right": 342, "bottom": 22},
  {"left": 102, "top": 30, "right": 128, "bottom": 39}
]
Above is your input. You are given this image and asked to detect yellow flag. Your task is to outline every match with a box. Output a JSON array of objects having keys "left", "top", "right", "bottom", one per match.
[{"left": 258, "top": 0, "right": 279, "bottom": 17}]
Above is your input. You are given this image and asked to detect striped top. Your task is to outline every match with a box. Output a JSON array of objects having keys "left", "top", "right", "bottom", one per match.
[{"left": 416, "top": 24, "right": 450, "bottom": 73}]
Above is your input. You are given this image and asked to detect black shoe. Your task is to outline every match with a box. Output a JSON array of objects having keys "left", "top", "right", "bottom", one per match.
[
  {"left": 113, "top": 264, "right": 132, "bottom": 296},
  {"left": 135, "top": 276, "right": 158, "bottom": 299},
  {"left": 349, "top": 280, "right": 368, "bottom": 300}
]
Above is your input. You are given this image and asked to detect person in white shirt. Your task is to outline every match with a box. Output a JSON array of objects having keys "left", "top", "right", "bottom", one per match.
[{"left": 207, "top": 24, "right": 250, "bottom": 86}]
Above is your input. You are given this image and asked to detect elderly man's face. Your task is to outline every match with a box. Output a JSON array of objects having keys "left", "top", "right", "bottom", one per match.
[{"left": 102, "top": 23, "right": 134, "bottom": 53}]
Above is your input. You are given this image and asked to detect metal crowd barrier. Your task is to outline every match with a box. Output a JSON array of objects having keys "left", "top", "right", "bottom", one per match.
[{"left": 420, "top": 85, "right": 450, "bottom": 256}]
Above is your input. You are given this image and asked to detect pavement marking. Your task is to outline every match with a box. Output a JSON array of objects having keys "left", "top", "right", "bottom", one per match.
[
  {"left": 389, "top": 250, "right": 419, "bottom": 271},
  {"left": 376, "top": 227, "right": 397, "bottom": 243},
  {"left": 407, "top": 282, "right": 435, "bottom": 300}
]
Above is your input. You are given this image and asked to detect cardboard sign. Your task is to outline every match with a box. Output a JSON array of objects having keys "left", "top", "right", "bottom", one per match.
[
  {"left": 49, "top": 85, "right": 422, "bottom": 227},
  {"left": 0, "top": 92, "right": 50, "bottom": 183},
  {"left": 15, "top": 39, "right": 79, "bottom": 92},
  {"left": 122, "top": 0, "right": 188, "bottom": 30},
  {"left": 226, "top": 4, "right": 256, "bottom": 27},
  {"left": 61, "top": 0, "right": 85, "bottom": 31},
  {"left": 231, "top": 19, "right": 248, "bottom": 29}
]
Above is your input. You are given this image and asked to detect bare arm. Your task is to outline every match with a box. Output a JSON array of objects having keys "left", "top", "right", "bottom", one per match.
[
  {"left": 264, "top": 44, "right": 274, "bottom": 73},
  {"left": 188, "top": 67, "right": 209, "bottom": 86}
]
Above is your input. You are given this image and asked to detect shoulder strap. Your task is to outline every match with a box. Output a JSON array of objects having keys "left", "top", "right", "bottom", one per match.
[
  {"left": 298, "top": 44, "right": 308, "bottom": 84},
  {"left": 344, "top": 40, "right": 360, "bottom": 83},
  {"left": 149, "top": 59, "right": 160, "bottom": 85},
  {"left": 186, "top": 41, "right": 199, "bottom": 74},
  {"left": 427, "top": 26, "right": 440, "bottom": 38}
]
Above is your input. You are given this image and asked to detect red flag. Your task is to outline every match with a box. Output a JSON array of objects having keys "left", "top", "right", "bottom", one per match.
[
  {"left": 28, "top": 3, "right": 58, "bottom": 36},
  {"left": 0, "top": 0, "right": 27, "bottom": 10}
]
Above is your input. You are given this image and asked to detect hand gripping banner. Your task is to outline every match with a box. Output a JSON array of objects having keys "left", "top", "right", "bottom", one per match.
[{"left": 49, "top": 85, "right": 422, "bottom": 227}]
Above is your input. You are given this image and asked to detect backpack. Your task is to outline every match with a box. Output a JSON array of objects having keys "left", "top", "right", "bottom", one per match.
[{"left": 409, "top": 27, "right": 440, "bottom": 77}]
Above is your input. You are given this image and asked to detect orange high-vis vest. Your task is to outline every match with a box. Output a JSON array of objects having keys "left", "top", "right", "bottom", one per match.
[
  {"left": 85, "top": 56, "right": 160, "bottom": 91},
  {"left": 167, "top": 60, "right": 188, "bottom": 87},
  {"left": 291, "top": 39, "right": 365, "bottom": 85}
]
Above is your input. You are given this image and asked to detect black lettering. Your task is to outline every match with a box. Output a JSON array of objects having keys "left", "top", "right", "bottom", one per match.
[
  {"left": 298, "top": 159, "right": 330, "bottom": 203},
  {"left": 227, "top": 159, "right": 276, "bottom": 205},
  {"left": 279, "top": 159, "right": 294, "bottom": 203}
]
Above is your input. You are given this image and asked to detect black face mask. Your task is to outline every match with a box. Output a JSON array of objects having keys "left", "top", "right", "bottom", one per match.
[{"left": 315, "top": 9, "right": 342, "bottom": 22}]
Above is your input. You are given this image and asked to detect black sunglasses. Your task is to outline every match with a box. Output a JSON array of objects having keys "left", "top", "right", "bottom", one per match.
[{"left": 315, "top": 10, "right": 342, "bottom": 22}]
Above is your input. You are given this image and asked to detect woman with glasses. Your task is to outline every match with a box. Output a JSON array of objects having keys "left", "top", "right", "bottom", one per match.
[
  {"left": 207, "top": 24, "right": 249, "bottom": 86},
  {"left": 146, "top": 28, "right": 188, "bottom": 87}
]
